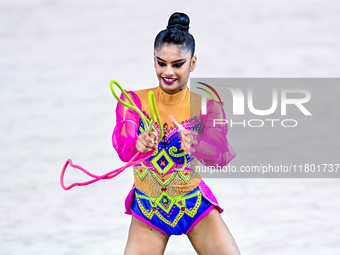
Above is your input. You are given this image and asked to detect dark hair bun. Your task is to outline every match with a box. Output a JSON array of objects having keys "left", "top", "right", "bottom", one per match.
[
  {"left": 154, "top": 12, "right": 195, "bottom": 57},
  {"left": 167, "top": 12, "right": 190, "bottom": 32}
]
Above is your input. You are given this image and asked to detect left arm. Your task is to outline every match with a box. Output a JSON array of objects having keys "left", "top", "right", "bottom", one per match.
[{"left": 170, "top": 99, "right": 236, "bottom": 167}]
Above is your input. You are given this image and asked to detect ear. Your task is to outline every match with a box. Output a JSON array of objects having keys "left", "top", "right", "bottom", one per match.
[
  {"left": 190, "top": 55, "right": 197, "bottom": 72},
  {"left": 153, "top": 51, "right": 156, "bottom": 68}
]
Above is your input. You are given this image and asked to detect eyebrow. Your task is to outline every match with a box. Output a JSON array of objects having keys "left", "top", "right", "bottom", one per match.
[{"left": 156, "top": 57, "right": 187, "bottom": 63}]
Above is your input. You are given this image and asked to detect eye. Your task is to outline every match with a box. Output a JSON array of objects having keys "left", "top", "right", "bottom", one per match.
[
  {"left": 157, "top": 61, "right": 166, "bottom": 67},
  {"left": 173, "top": 62, "right": 186, "bottom": 68}
]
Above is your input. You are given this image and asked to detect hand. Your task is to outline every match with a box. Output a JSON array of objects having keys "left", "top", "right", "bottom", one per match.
[
  {"left": 169, "top": 115, "right": 198, "bottom": 155},
  {"left": 136, "top": 131, "right": 158, "bottom": 153}
]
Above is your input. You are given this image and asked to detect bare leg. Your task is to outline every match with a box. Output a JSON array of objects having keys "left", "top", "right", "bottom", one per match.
[
  {"left": 124, "top": 215, "right": 170, "bottom": 255},
  {"left": 187, "top": 208, "right": 241, "bottom": 255}
]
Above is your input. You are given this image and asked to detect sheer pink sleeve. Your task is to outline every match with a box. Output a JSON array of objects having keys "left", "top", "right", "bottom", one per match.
[
  {"left": 112, "top": 91, "right": 150, "bottom": 162},
  {"left": 191, "top": 99, "right": 236, "bottom": 167}
]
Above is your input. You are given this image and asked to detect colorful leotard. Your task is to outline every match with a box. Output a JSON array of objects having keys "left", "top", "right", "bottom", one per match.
[{"left": 112, "top": 86, "right": 236, "bottom": 236}]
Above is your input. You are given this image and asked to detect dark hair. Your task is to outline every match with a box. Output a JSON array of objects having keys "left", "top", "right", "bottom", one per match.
[{"left": 154, "top": 12, "right": 195, "bottom": 58}]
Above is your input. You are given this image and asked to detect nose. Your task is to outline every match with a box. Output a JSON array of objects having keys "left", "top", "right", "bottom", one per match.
[{"left": 164, "top": 65, "right": 174, "bottom": 77}]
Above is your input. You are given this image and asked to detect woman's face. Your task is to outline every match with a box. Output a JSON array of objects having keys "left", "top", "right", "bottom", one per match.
[{"left": 154, "top": 44, "right": 197, "bottom": 94}]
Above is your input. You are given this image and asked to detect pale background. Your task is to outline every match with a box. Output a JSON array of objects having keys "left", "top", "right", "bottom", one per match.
[{"left": 1, "top": 0, "right": 339, "bottom": 254}]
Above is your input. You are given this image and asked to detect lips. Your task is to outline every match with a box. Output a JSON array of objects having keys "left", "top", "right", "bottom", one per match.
[{"left": 162, "top": 77, "right": 177, "bottom": 85}]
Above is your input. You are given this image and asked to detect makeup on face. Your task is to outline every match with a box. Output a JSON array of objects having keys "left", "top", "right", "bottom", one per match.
[
  {"left": 158, "top": 58, "right": 188, "bottom": 85},
  {"left": 156, "top": 57, "right": 187, "bottom": 68},
  {"left": 154, "top": 44, "right": 194, "bottom": 94}
]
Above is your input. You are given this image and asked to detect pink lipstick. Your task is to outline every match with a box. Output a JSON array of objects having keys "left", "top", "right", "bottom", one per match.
[{"left": 162, "top": 77, "right": 177, "bottom": 85}]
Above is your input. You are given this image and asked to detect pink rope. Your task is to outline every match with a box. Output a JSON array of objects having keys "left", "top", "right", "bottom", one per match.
[{"left": 60, "top": 149, "right": 155, "bottom": 190}]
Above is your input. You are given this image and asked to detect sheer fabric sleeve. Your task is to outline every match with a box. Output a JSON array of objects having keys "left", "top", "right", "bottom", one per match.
[
  {"left": 191, "top": 99, "right": 236, "bottom": 167},
  {"left": 112, "top": 90, "right": 151, "bottom": 162}
]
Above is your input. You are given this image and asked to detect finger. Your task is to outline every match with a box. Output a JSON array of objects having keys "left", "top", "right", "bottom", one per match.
[
  {"left": 190, "top": 130, "right": 199, "bottom": 136},
  {"left": 180, "top": 138, "right": 197, "bottom": 155},
  {"left": 141, "top": 131, "right": 149, "bottom": 139},
  {"left": 180, "top": 143, "right": 189, "bottom": 155},
  {"left": 183, "top": 138, "right": 197, "bottom": 151},
  {"left": 149, "top": 132, "right": 158, "bottom": 147},
  {"left": 169, "top": 115, "right": 183, "bottom": 130},
  {"left": 149, "top": 131, "right": 157, "bottom": 139},
  {"left": 147, "top": 132, "right": 158, "bottom": 147},
  {"left": 140, "top": 132, "right": 153, "bottom": 148},
  {"left": 181, "top": 129, "right": 189, "bottom": 136},
  {"left": 142, "top": 131, "right": 155, "bottom": 145},
  {"left": 136, "top": 140, "right": 148, "bottom": 153},
  {"left": 187, "top": 134, "right": 197, "bottom": 144},
  {"left": 140, "top": 137, "right": 150, "bottom": 149},
  {"left": 146, "top": 146, "right": 156, "bottom": 152},
  {"left": 187, "top": 146, "right": 193, "bottom": 155},
  {"left": 137, "top": 139, "right": 155, "bottom": 153},
  {"left": 186, "top": 145, "right": 194, "bottom": 155},
  {"left": 178, "top": 128, "right": 190, "bottom": 139},
  {"left": 147, "top": 137, "right": 156, "bottom": 148},
  {"left": 179, "top": 132, "right": 195, "bottom": 147},
  {"left": 149, "top": 140, "right": 157, "bottom": 148},
  {"left": 183, "top": 135, "right": 191, "bottom": 143},
  {"left": 183, "top": 140, "right": 192, "bottom": 151},
  {"left": 182, "top": 133, "right": 196, "bottom": 143},
  {"left": 181, "top": 129, "right": 198, "bottom": 137}
]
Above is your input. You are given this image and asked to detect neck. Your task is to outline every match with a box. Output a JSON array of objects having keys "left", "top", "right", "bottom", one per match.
[
  {"left": 160, "top": 84, "right": 187, "bottom": 95},
  {"left": 157, "top": 85, "right": 189, "bottom": 105}
]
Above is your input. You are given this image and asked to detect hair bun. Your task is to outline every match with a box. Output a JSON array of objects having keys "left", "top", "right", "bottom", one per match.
[
  {"left": 154, "top": 12, "right": 195, "bottom": 57},
  {"left": 167, "top": 12, "right": 190, "bottom": 32}
]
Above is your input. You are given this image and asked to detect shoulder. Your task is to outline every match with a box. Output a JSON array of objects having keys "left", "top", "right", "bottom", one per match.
[
  {"left": 190, "top": 90, "right": 200, "bottom": 97},
  {"left": 190, "top": 90, "right": 219, "bottom": 106},
  {"left": 190, "top": 90, "right": 202, "bottom": 103}
]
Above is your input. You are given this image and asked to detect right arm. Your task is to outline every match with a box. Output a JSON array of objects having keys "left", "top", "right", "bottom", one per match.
[{"left": 112, "top": 91, "right": 156, "bottom": 162}]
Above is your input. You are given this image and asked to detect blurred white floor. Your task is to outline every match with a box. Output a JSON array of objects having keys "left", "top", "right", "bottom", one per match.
[{"left": 1, "top": 0, "right": 340, "bottom": 254}]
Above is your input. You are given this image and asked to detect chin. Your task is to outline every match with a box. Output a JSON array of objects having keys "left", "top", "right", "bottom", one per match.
[{"left": 161, "top": 85, "right": 179, "bottom": 92}]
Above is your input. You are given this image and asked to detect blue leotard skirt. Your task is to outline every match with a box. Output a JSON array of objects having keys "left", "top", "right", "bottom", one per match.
[{"left": 125, "top": 180, "right": 223, "bottom": 236}]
